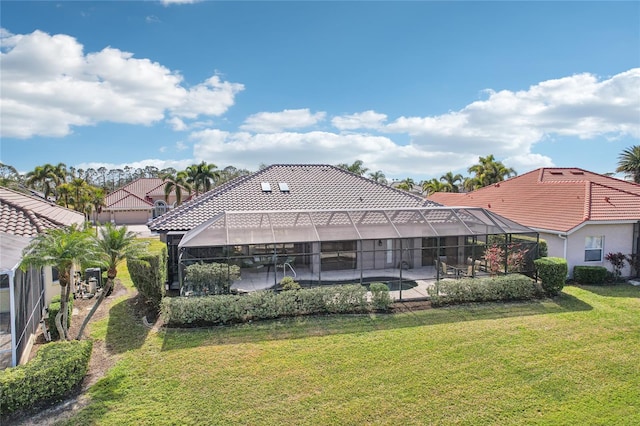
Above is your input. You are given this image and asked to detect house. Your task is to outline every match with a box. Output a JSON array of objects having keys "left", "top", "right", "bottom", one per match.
[
  {"left": 429, "top": 168, "right": 640, "bottom": 278},
  {"left": 148, "top": 165, "right": 537, "bottom": 297},
  {"left": 97, "top": 178, "right": 187, "bottom": 225},
  {"left": 0, "top": 187, "right": 85, "bottom": 369}
]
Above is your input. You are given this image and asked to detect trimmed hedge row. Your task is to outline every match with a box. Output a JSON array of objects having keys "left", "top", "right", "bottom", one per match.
[
  {"left": 127, "top": 242, "right": 167, "bottom": 309},
  {"left": 47, "top": 294, "right": 74, "bottom": 341},
  {"left": 0, "top": 340, "right": 93, "bottom": 416},
  {"left": 428, "top": 275, "right": 543, "bottom": 307},
  {"left": 534, "top": 257, "right": 568, "bottom": 296},
  {"left": 161, "top": 284, "right": 390, "bottom": 326},
  {"left": 573, "top": 266, "right": 608, "bottom": 284}
]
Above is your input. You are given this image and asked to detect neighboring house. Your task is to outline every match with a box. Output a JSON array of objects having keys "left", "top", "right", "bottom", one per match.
[
  {"left": 97, "top": 178, "right": 188, "bottom": 225},
  {"left": 148, "top": 164, "right": 537, "bottom": 295},
  {"left": 0, "top": 187, "right": 85, "bottom": 369},
  {"left": 429, "top": 168, "right": 640, "bottom": 278}
]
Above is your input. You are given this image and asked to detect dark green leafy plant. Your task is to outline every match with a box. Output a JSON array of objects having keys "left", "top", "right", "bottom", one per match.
[{"left": 534, "top": 257, "right": 567, "bottom": 296}]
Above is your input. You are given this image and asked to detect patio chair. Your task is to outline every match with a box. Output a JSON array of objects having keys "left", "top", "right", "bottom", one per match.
[
  {"left": 440, "top": 262, "right": 456, "bottom": 279},
  {"left": 461, "top": 264, "right": 474, "bottom": 278}
]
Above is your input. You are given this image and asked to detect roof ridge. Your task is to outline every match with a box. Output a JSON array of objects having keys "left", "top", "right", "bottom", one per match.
[{"left": 583, "top": 182, "right": 592, "bottom": 221}]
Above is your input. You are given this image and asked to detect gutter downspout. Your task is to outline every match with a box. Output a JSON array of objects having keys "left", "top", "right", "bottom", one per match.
[
  {"left": 9, "top": 269, "right": 16, "bottom": 367},
  {"left": 558, "top": 233, "right": 569, "bottom": 278}
]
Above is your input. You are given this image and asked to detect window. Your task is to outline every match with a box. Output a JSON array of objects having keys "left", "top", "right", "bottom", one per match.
[
  {"left": 0, "top": 274, "right": 8, "bottom": 289},
  {"left": 52, "top": 267, "right": 60, "bottom": 282},
  {"left": 585, "top": 236, "right": 604, "bottom": 262}
]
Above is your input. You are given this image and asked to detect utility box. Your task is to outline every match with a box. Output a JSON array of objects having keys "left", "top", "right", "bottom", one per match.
[{"left": 85, "top": 268, "right": 102, "bottom": 288}]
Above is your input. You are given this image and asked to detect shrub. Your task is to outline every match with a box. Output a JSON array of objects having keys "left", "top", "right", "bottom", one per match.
[
  {"left": 0, "top": 340, "right": 92, "bottom": 416},
  {"left": 47, "top": 294, "right": 73, "bottom": 341},
  {"left": 534, "top": 257, "right": 568, "bottom": 296},
  {"left": 428, "top": 275, "right": 542, "bottom": 307},
  {"left": 161, "top": 284, "right": 372, "bottom": 326},
  {"left": 573, "top": 266, "right": 608, "bottom": 285},
  {"left": 279, "top": 276, "right": 301, "bottom": 291},
  {"left": 127, "top": 244, "right": 167, "bottom": 309},
  {"left": 183, "top": 262, "right": 240, "bottom": 295},
  {"left": 369, "top": 282, "right": 392, "bottom": 311},
  {"left": 627, "top": 253, "right": 640, "bottom": 278},
  {"left": 605, "top": 252, "right": 627, "bottom": 280}
]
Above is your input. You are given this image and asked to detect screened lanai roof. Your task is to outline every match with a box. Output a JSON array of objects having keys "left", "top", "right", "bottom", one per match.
[{"left": 178, "top": 207, "right": 535, "bottom": 248}]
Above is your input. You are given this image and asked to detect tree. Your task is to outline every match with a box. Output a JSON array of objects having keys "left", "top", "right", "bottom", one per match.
[
  {"left": 162, "top": 171, "right": 192, "bottom": 205},
  {"left": 88, "top": 187, "right": 106, "bottom": 225},
  {"left": 439, "top": 171, "right": 463, "bottom": 193},
  {"left": 421, "top": 178, "right": 445, "bottom": 196},
  {"left": 21, "top": 225, "right": 97, "bottom": 340},
  {"left": 467, "top": 155, "right": 516, "bottom": 190},
  {"left": 0, "top": 162, "right": 21, "bottom": 189},
  {"left": 26, "top": 164, "right": 61, "bottom": 200},
  {"left": 185, "top": 161, "right": 220, "bottom": 196},
  {"left": 368, "top": 170, "right": 388, "bottom": 184},
  {"left": 337, "top": 160, "right": 369, "bottom": 176},
  {"left": 396, "top": 177, "right": 416, "bottom": 192},
  {"left": 76, "top": 223, "right": 145, "bottom": 340},
  {"left": 615, "top": 145, "right": 640, "bottom": 183}
]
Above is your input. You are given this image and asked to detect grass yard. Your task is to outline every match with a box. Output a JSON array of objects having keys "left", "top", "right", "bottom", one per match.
[{"left": 62, "top": 284, "right": 639, "bottom": 425}]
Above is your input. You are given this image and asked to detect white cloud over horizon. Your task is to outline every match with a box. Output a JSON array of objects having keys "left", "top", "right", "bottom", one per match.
[
  {"left": 0, "top": 29, "right": 243, "bottom": 139},
  {"left": 240, "top": 109, "right": 326, "bottom": 133},
  {"left": 1, "top": 28, "right": 637, "bottom": 180}
]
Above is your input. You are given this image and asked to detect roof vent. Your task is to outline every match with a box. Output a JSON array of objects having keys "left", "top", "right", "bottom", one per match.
[
  {"left": 278, "top": 182, "right": 290, "bottom": 193},
  {"left": 261, "top": 182, "right": 272, "bottom": 192},
  {"left": 549, "top": 171, "right": 563, "bottom": 175},
  {"left": 570, "top": 171, "right": 584, "bottom": 175}
]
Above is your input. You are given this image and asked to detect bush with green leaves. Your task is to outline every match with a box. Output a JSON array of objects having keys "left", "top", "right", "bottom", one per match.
[
  {"left": 161, "top": 284, "right": 374, "bottom": 326},
  {"left": 47, "top": 294, "right": 73, "bottom": 341},
  {"left": 534, "top": 257, "right": 568, "bottom": 296},
  {"left": 183, "top": 262, "right": 240, "bottom": 295},
  {"left": 0, "top": 340, "right": 92, "bottom": 416},
  {"left": 127, "top": 243, "right": 167, "bottom": 309},
  {"left": 279, "top": 276, "right": 301, "bottom": 291},
  {"left": 428, "top": 274, "right": 543, "bottom": 307},
  {"left": 573, "top": 266, "right": 608, "bottom": 285},
  {"left": 369, "top": 282, "right": 393, "bottom": 311}
]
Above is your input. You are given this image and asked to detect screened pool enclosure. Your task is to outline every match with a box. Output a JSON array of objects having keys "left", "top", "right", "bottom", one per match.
[{"left": 175, "top": 207, "right": 539, "bottom": 300}]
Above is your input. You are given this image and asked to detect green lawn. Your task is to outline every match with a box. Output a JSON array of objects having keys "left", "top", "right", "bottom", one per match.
[{"left": 63, "top": 284, "right": 639, "bottom": 425}]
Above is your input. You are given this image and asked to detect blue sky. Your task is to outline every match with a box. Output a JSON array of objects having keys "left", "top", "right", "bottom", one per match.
[{"left": 1, "top": 1, "right": 639, "bottom": 181}]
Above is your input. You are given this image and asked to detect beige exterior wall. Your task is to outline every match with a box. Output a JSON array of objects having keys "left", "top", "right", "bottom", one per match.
[{"left": 540, "top": 223, "right": 635, "bottom": 278}]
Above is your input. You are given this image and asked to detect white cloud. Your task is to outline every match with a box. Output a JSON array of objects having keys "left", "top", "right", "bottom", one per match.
[
  {"left": 0, "top": 29, "right": 243, "bottom": 138},
  {"left": 240, "top": 109, "right": 326, "bottom": 133},
  {"left": 75, "top": 158, "right": 194, "bottom": 173},
  {"left": 332, "top": 110, "right": 387, "bottom": 131},
  {"left": 161, "top": 0, "right": 200, "bottom": 6},
  {"left": 386, "top": 69, "right": 640, "bottom": 158},
  {"left": 146, "top": 15, "right": 161, "bottom": 24},
  {"left": 176, "top": 141, "right": 188, "bottom": 151},
  {"left": 167, "top": 117, "right": 187, "bottom": 131}
]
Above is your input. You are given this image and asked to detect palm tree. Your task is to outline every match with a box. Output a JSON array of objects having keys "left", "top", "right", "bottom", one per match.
[
  {"left": 467, "top": 155, "right": 517, "bottom": 190},
  {"left": 56, "top": 183, "right": 73, "bottom": 208},
  {"left": 396, "top": 177, "right": 416, "bottom": 192},
  {"left": 163, "top": 171, "right": 192, "bottom": 205},
  {"left": 616, "top": 145, "right": 640, "bottom": 183},
  {"left": 25, "top": 164, "right": 57, "bottom": 199},
  {"left": 0, "top": 162, "right": 21, "bottom": 189},
  {"left": 76, "top": 223, "right": 145, "bottom": 340},
  {"left": 185, "top": 162, "right": 220, "bottom": 196},
  {"left": 88, "top": 187, "right": 106, "bottom": 225},
  {"left": 422, "top": 178, "right": 446, "bottom": 196},
  {"left": 70, "top": 177, "right": 89, "bottom": 213},
  {"left": 439, "top": 171, "right": 464, "bottom": 193},
  {"left": 337, "top": 160, "right": 369, "bottom": 176},
  {"left": 368, "top": 170, "right": 388, "bottom": 184},
  {"left": 21, "top": 225, "right": 97, "bottom": 340}
]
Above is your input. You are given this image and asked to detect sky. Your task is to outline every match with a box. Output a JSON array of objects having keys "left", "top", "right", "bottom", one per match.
[{"left": 1, "top": 1, "right": 639, "bottom": 182}]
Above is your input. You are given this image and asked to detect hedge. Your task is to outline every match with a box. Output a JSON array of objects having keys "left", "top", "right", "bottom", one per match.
[
  {"left": 47, "top": 293, "right": 74, "bottom": 341},
  {"left": 160, "top": 284, "right": 385, "bottom": 326},
  {"left": 534, "top": 257, "right": 568, "bottom": 296},
  {"left": 427, "top": 274, "right": 543, "bottom": 307},
  {"left": 127, "top": 242, "right": 167, "bottom": 309},
  {"left": 0, "top": 340, "right": 93, "bottom": 416},
  {"left": 573, "top": 266, "right": 608, "bottom": 284}
]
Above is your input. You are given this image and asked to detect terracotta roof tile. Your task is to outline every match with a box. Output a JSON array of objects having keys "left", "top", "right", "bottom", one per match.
[
  {"left": 429, "top": 168, "right": 640, "bottom": 232},
  {"left": 104, "top": 178, "right": 180, "bottom": 210},
  {"left": 0, "top": 187, "right": 85, "bottom": 237},
  {"left": 149, "top": 164, "right": 438, "bottom": 231}
]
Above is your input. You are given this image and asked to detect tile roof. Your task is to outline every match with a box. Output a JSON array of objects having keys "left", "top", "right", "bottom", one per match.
[
  {"left": 0, "top": 187, "right": 85, "bottom": 237},
  {"left": 149, "top": 164, "right": 439, "bottom": 232},
  {"left": 428, "top": 168, "right": 640, "bottom": 233},
  {"left": 104, "top": 178, "right": 181, "bottom": 210}
]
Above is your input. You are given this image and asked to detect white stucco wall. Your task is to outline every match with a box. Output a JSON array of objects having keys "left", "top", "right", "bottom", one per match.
[{"left": 540, "top": 223, "right": 635, "bottom": 278}]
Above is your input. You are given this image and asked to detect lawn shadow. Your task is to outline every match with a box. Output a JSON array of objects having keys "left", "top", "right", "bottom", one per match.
[
  {"left": 104, "top": 295, "right": 152, "bottom": 354},
  {"left": 159, "top": 292, "right": 592, "bottom": 352},
  {"left": 572, "top": 283, "right": 640, "bottom": 298}
]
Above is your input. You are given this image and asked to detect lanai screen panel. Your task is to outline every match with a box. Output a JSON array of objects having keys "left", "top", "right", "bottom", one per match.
[{"left": 178, "top": 207, "right": 536, "bottom": 248}]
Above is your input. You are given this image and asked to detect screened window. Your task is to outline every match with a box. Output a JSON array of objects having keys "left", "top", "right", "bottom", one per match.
[
  {"left": 0, "top": 274, "right": 8, "bottom": 289},
  {"left": 52, "top": 267, "right": 59, "bottom": 282},
  {"left": 585, "top": 236, "right": 604, "bottom": 262}
]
